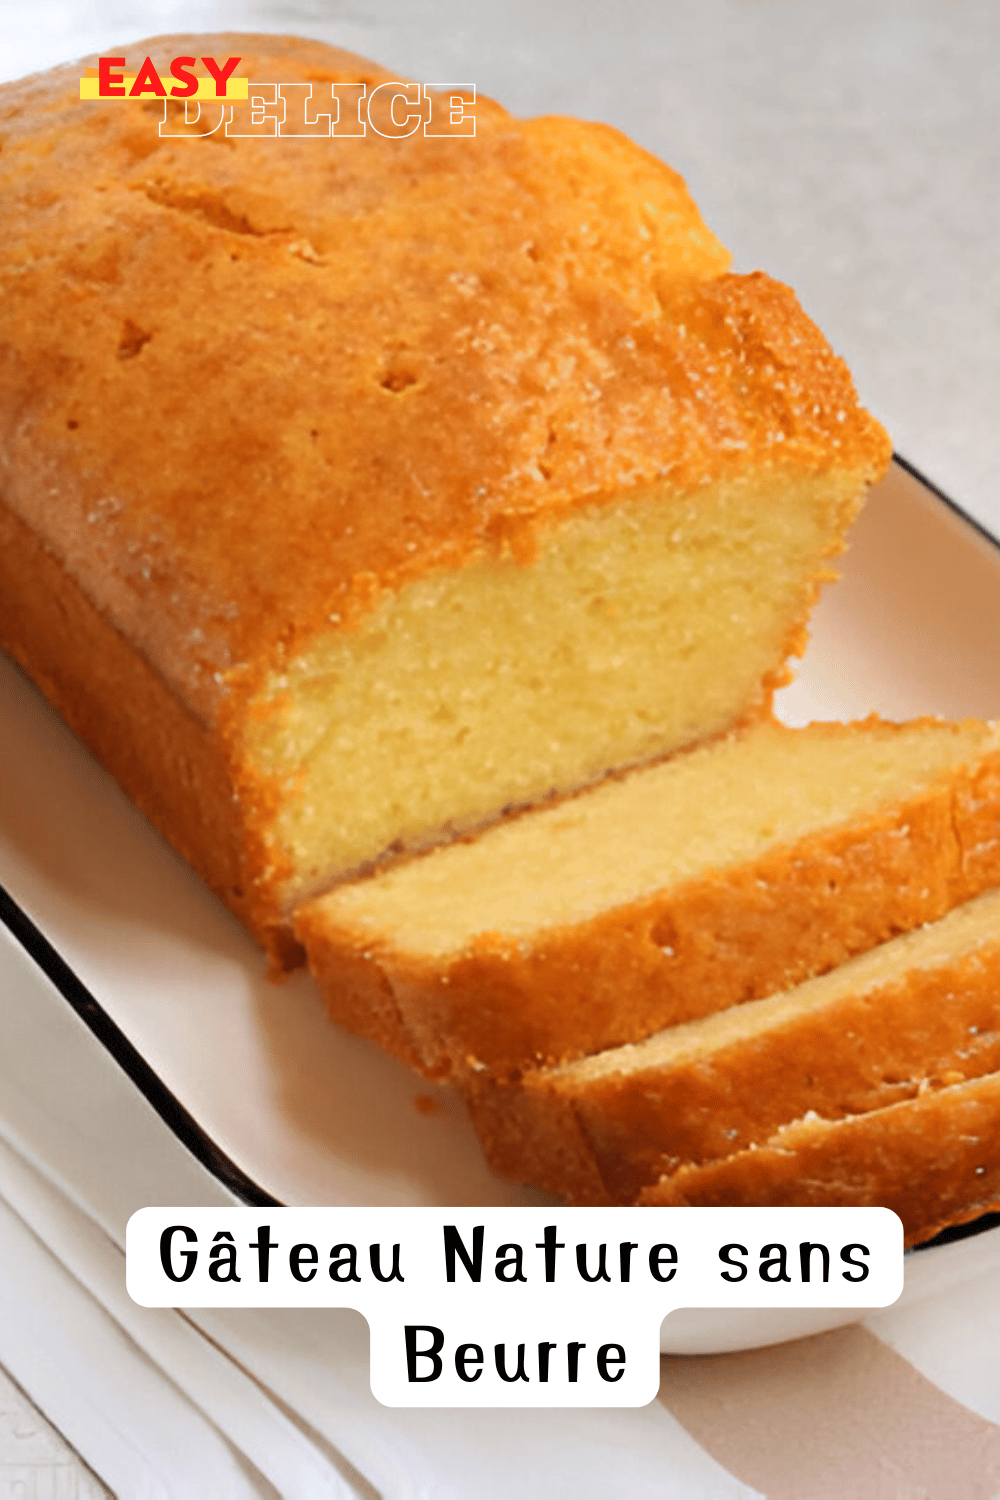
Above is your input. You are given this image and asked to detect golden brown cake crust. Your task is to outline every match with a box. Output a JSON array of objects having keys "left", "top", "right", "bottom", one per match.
[
  {"left": 1, "top": 32, "right": 888, "bottom": 727},
  {"left": 462, "top": 922, "right": 1000, "bottom": 1204},
  {"left": 1, "top": 33, "right": 890, "bottom": 959},
  {"left": 639, "top": 1073, "right": 1000, "bottom": 1248},
  {"left": 301, "top": 727, "right": 1000, "bottom": 1077}
]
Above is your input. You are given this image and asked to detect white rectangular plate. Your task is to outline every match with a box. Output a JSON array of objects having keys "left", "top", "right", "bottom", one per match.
[{"left": 2, "top": 457, "right": 1000, "bottom": 1217}]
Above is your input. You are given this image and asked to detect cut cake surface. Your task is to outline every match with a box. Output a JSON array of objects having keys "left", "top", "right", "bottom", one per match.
[{"left": 298, "top": 717, "right": 1000, "bottom": 1076}]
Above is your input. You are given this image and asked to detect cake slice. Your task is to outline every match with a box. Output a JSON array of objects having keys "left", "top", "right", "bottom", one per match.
[
  {"left": 0, "top": 34, "right": 889, "bottom": 965},
  {"left": 463, "top": 885, "right": 1000, "bottom": 1204},
  {"left": 639, "top": 1071, "right": 1000, "bottom": 1248},
  {"left": 296, "top": 717, "right": 1000, "bottom": 1076}
]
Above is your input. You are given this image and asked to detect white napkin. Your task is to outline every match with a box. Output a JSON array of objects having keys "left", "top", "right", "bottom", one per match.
[
  {"left": 0, "top": 1132, "right": 343, "bottom": 1499},
  {"left": 0, "top": 917, "right": 759, "bottom": 1500}
]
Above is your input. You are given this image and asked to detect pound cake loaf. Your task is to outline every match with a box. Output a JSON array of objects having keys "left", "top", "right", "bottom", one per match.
[
  {"left": 0, "top": 34, "right": 889, "bottom": 963},
  {"left": 464, "top": 884, "right": 1000, "bottom": 1204},
  {"left": 296, "top": 717, "right": 1000, "bottom": 1076},
  {"left": 641, "top": 1069, "right": 1000, "bottom": 1248}
]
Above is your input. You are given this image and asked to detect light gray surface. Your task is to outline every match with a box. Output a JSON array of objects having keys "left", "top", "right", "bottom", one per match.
[
  {"left": 3, "top": 0, "right": 999, "bottom": 535},
  {"left": 1, "top": 5, "right": 998, "bottom": 1490}
]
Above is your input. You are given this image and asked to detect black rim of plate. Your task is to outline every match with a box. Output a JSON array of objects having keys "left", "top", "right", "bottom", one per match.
[
  {"left": 892, "top": 452, "right": 1000, "bottom": 555},
  {"left": 0, "top": 881, "right": 280, "bottom": 1208},
  {"left": 2, "top": 452, "right": 999, "bottom": 1243}
]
